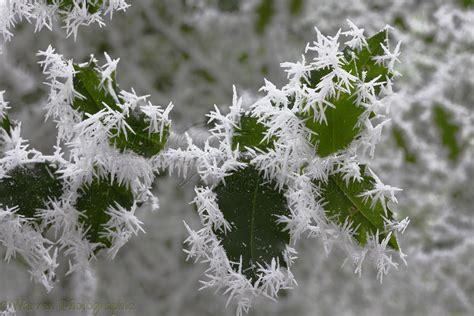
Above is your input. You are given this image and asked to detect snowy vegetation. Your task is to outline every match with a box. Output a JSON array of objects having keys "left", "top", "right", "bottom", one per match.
[{"left": 0, "top": 1, "right": 473, "bottom": 316}]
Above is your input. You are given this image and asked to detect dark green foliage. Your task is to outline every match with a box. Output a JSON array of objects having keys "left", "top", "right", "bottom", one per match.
[
  {"left": 180, "top": 23, "right": 195, "bottom": 34},
  {"left": 461, "top": 0, "right": 474, "bottom": 8},
  {"left": 232, "top": 115, "right": 274, "bottom": 152},
  {"left": 343, "top": 29, "right": 390, "bottom": 84},
  {"left": 75, "top": 175, "right": 134, "bottom": 248},
  {"left": 255, "top": 0, "right": 274, "bottom": 34},
  {"left": 304, "top": 67, "right": 332, "bottom": 90},
  {"left": 218, "top": 0, "right": 240, "bottom": 12},
  {"left": 433, "top": 105, "right": 462, "bottom": 161},
  {"left": 47, "top": 0, "right": 103, "bottom": 14},
  {"left": 318, "top": 167, "right": 399, "bottom": 250},
  {"left": 72, "top": 62, "right": 120, "bottom": 115},
  {"left": 288, "top": 0, "right": 304, "bottom": 15},
  {"left": 301, "top": 30, "right": 390, "bottom": 157},
  {"left": 305, "top": 30, "right": 389, "bottom": 89},
  {"left": 72, "top": 62, "right": 169, "bottom": 158},
  {"left": 237, "top": 52, "right": 249, "bottom": 64},
  {"left": 1, "top": 115, "right": 13, "bottom": 136},
  {"left": 111, "top": 112, "right": 169, "bottom": 158},
  {"left": 214, "top": 166, "right": 290, "bottom": 281},
  {"left": 393, "top": 16, "right": 408, "bottom": 31},
  {"left": 0, "top": 163, "right": 63, "bottom": 219},
  {"left": 392, "top": 127, "right": 417, "bottom": 163},
  {"left": 301, "top": 94, "right": 365, "bottom": 157},
  {"left": 192, "top": 68, "right": 216, "bottom": 83}
]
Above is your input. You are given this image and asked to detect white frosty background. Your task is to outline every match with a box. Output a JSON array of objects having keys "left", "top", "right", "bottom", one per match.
[{"left": 0, "top": 0, "right": 473, "bottom": 315}]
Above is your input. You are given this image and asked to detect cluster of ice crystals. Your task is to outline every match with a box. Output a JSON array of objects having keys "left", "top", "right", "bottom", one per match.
[
  {"left": 0, "top": 0, "right": 129, "bottom": 43},
  {"left": 0, "top": 43, "right": 172, "bottom": 290},
  {"left": 167, "top": 20, "right": 409, "bottom": 314}
]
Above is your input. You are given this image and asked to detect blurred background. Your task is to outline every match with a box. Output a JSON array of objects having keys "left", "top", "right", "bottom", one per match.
[{"left": 0, "top": 0, "right": 473, "bottom": 315}]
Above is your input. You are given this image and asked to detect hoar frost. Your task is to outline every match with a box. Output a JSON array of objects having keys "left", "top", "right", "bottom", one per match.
[{"left": 0, "top": 4, "right": 412, "bottom": 315}]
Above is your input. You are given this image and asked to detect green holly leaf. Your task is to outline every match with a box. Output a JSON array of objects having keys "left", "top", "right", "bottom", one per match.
[
  {"left": 72, "top": 62, "right": 120, "bottom": 115},
  {"left": 343, "top": 29, "right": 390, "bottom": 84},
  {"left": 72, "top": 61, "right": 170, "bottom": 158},
  {"left": 301, "top": 93, "right": 365, "bottom": 157},
  {"left": 1, "top": 115, "right": 14, "bottom": 137},
  {"left": 300, "top": 30, "right": 391, "bottom": 157},
  {"left": 111, "top": 112, "right": 170, "bottom": 158},
  {"left": 319, "top": 166, "right": 399, "bottom": 250},
  {"left": 232, "top": 115, "right": 274, "bottom": 152},
  {"left": 0, "top": 163, "right": 63, "bottom": 219},
  {"left": 305, "top": 29, "right": 389, "bottom": 91},
  {"left": 303, "top": 67, "right": 333, "bottom": 90},
  {"left": 75, "top": 174, "right": 134, "bottom": 248},
  {"left": 213, "top": 166, "right": 290, "bottom": 281},
  {"left": 433, "top": 105, "right": 462, "bottom": 162},
  {"left": 47, "top": 0, "right": 103, "bottom": 14}
]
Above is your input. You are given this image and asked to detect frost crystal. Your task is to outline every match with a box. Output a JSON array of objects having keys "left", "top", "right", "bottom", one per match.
[
  {"left": 0, "top": 0, "right": 130, "bottom": 43},
  {"left": 175, "top": 22, "right": 408, "bottom": 314}
]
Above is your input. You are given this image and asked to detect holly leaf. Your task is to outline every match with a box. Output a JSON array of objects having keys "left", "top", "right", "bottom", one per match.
[
  {"left": 0, "top": 163, "right": 63, "bottom": 219},
  {"left": 72, "top": 62, "right": 120, "bottom": 115},
  {"left": 301, "top": 93, "right": 365, "bottom": 157},
  {"left": 0, "top": 115, "right": 14, "bottom": 137},
  {"left": 111, "top": 112, "right": 170, "bottom": 158},
  {"left": 232, "top": 115, "right": 274, "bottom": 152},
  {"left": 72, "top": 61, "right": 169, "bottom": 158},
  {"left": 300, "top": 30, "right": 390, "bottom": 157},
  {"left": 305, "top": 29, "right": 389, "bottom": 91},
  {"left": 319, "top": 166, "right": 399, "bottom": 250},
  {"left": 213, "top": 165, "right": 290, "bottom": 281},
  {"left": 47, "top": 0, "right": 103, "bottom": 14},
  {"left": 343, "top": 29, "right": 390, "bottom": 84},
  {"left": 75, "top": 174, "right": 134, "bottom": 249}
]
